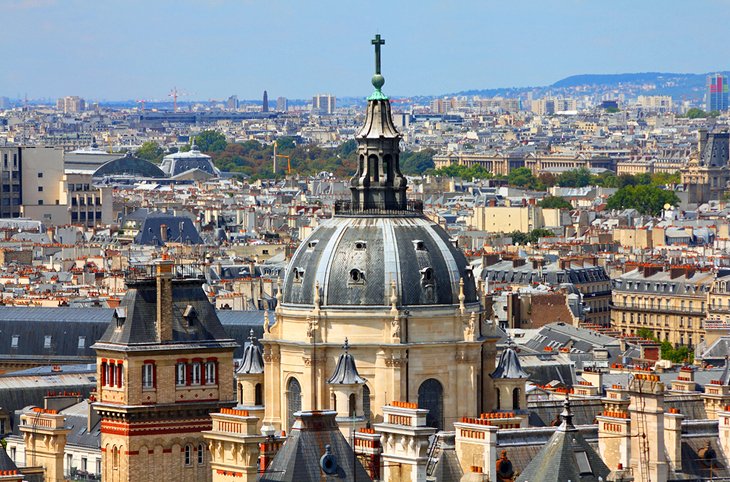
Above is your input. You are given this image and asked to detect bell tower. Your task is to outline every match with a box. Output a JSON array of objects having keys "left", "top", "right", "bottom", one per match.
[{"left": 349, "top": 34, "right": 408, "bottom": 211}]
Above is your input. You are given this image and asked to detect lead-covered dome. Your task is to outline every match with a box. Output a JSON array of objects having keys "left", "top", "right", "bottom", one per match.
[
  {"left": 282, "top": 215, "right": 477, "bottom": 306},
  {"left": 281, "top": 37, "right": 476, "bottom": 309}
]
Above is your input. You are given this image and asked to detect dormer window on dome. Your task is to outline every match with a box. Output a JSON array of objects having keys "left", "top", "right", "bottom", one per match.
[
  {"left": 349, "top": 269, "right": 365, "bottom": 284},
  {"left": 421, "top": 267, "right": 434, "bottom": 283},
  {"left": 293, "top": 267, "right": 305, "bottom": 283},
  {"left": 307, "top": 240, "right": 319, "bottom": 250},
  {"left": 354, "top": 241, "right": 367, "bottom": 250},
  {"left": 413, "top": 240, "right": 427, "bottom": 251}
]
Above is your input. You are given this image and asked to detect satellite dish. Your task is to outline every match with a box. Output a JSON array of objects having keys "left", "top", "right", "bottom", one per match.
[{"left": 664, "top": 203, "right": 671, "bottom": 210}]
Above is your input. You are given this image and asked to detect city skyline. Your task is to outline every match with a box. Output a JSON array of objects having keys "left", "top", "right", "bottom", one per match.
[{"left": 2, "top": 0, "right": 730, "bottom": 100}]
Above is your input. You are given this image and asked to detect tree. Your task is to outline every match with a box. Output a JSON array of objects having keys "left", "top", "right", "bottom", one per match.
[
  {"left": 430, "top": 164, "right": 492, "bottom": 179},
  {"left": 135, "top": 141, "right": 164, "bottom": 163},
  {"left": 507, "top": 167, "right": 538, "bottom": 188},
  {"left": 557, "top": 168, "right": 592, "bottom": 188},
  {"left": 605, "top": 106, "right": 620, "bottom": 113},
  {"left": 194, "top": 130, "right": 227, "bottom": 152},
  {"left": 400, "top": 149, "right": 436, "bottom": 175},
  {"left": 685, "top": 108, "right": 708, "bottom": 119},
  {"left": 606, "top": 185, "right": 680, "bottom": 216},
  {"left": 539, "top": 196, "right": 573, "bottom": 210},
  {"left": 635, "top": 329, "right": 694, "bottom": 363},
  {"left": 509, "top": 228, "right": 555, "bottom": 245}
]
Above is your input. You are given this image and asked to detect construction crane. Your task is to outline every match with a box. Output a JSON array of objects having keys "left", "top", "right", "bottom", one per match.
[
  {"left": 273, "top": 141, "right": 292, "bottom": 175},
  {"left": 136, "top": 99, "right": 148, "bottom": 112},
  {"left": 169, "top": 87, "right": 187, "bottom": 112}
]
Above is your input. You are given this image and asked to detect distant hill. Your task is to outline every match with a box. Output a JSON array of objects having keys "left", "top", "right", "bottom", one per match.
[{"left": 451, "top": 71, "right": 730, "bottom": 101}]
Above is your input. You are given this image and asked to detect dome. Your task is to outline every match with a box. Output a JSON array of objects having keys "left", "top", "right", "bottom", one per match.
[
  {"left": 93, "top": 152, "right": 165, "bottom": 178},
  {"left": 159, "top": 146, "right": 220, "bottom": 177},
  {"left": 282, "top": 215, "right": 477, "bottom": 307}
]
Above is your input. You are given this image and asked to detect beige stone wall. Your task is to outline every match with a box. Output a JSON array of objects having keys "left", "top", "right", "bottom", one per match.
[
  {"left": 101, "top": 431, "right": 211, "bottom": 482},
  {"left": 263, "top": 302, "right": 495, "bottom": 431}
]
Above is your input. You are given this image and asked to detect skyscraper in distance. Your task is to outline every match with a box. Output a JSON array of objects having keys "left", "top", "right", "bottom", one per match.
[
  {"left": 262, "top": 90, "right": 269, "bottom": 112},
  {"left": 706, "top": 73, "right": 729, "bottom": 112},
  {"left": 276, "top": 96, "right": 288, "bottom": 112}
]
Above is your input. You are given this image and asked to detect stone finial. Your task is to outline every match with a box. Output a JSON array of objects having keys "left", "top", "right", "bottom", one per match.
[
  {"left": 314, "top": 280, "right": 321, "bottom": 308},
  {"left": 390, "top": 280, "right": 398, "bottom": 310},
  {"left": 263, "top": 310, "right": 270, "bottom": 333},
  {"left": 458, "top": 277, "right": 466, "bottom": 315}
]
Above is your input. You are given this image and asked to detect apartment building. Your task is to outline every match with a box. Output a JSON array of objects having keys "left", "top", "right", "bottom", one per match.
[{"left": 611, "top": 265, "right": 714, "bottom": 348}]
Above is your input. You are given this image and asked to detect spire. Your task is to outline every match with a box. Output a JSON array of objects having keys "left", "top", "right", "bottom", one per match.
[
  {"left": 558, "top": 395, "right": 575, "bottom": 431},
  {"left": 327, "top": 338, "right": 367, "bottom": 385},
  {"left": 347, "top": 34, "right": 409, "bottom": 213},
  {"left": 238, "top": 329, "right": 264, "bottom": 374}
]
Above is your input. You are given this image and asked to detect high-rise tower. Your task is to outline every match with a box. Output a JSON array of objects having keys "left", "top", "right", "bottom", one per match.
[
  {"left": 262, "top": 90, "right": 269, "bottom": 113},
  {"left": 706, "top": 73, "right": 729, "bottom": 112}
]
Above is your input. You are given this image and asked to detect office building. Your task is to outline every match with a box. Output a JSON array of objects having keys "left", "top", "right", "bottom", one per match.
[
  {"left": 706, "top": 73, "right": 729, "bottom": 112},
  {"left": 56, "top": 96, "right": 86, "bottom": 114},
  {"left": 226, "top": 95, "right": 239, "bottom": 111},
  {"left": 262, "top": 90, "right": 269, "bottom": 112}
]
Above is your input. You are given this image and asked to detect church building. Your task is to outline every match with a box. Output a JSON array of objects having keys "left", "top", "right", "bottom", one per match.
[{"left": 254, "top": 34, "right": 499, "bottom": 434}]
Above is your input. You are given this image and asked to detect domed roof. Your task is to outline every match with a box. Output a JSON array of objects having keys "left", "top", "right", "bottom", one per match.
[
  {"left": 237, "top": 329, "right": 264, "bottom": 375},
  {"left": 281, "top": 36, "right": 476, "bottom": 309},
  {"left": 282, "top": 215, "right": 477, "bottom": 307},
  {"left": 491, "top": 345, "right": 528, "bottom": 379},
  {"left": 93, "top": 152, "right": 165, "bottom": 178}
]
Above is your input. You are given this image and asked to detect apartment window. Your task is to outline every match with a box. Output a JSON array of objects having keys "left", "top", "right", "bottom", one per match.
[
  {"left": 10, "top": 335, "right": 18, "bottom": 348},
  {"left": 205, "top": 361, "right": 216, "bottom": 385},
  {"left": 191, "top": 362, "right": 202, "bottom": 385},
  {"left": 44, "top": 335, "right": 52, "bottom": 348},
  {"left": 78, "top": 336, "right": 85, "bottom": 349},
  {"left": 38, "top": 200, "right": 43, "bottom": 205},
  {"left": 142, "top": 363, "right": 155, "bottom": 389},
  {"left": 10, "top": 447, "right": 15, "bottom": 462},
  {"left": 176, "top": 362, "right": 187, "bottom": 386},
  {"left": 96, "top": 459, "right": 101, "bottom": 474},
  {"left": 81, "top": 457, "right": 87, "bottom": 472},
  {"left": 37, "top": 186, "right": 43, "bottom": 192},
  {"left": 66, "top": 454, "right": 72, "bottom": 476},
  {"left": 37, "top": 172, "right": 43, "bottom": 178},
  {"left": 184, "top": 445, "right": 192, "bottom": 466}
]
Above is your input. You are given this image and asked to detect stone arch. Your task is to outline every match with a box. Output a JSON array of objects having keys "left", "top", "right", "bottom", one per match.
[
  {"left": 348, "top": 393, "right": 357, "bottom": 417},
  {"left": 418, "top": 378, "right": 444, "bottom": 430},
  {"left": 286, "top": 377, "right": 302, "bottom": 431},
  {"left": 512, "top": 387, "right": 521, "bottom": 410},
  {"left": 237, "top": 382, "right": 243, "bottom": 404},
  {"left": 495, "top": 387, "right": 501, "bottom": 410},
  {"left": 368, "top": 154, "right": 379, "bottom": 183}
]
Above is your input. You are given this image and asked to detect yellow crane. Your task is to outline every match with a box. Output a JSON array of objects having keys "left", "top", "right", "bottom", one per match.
[{"left": 273, "top": 141, "right": 292, "bottom": 174}]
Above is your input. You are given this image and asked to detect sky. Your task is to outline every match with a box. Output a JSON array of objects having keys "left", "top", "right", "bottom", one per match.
[{"left": 1, "top": 0, "right": 730, "bottom": 101}]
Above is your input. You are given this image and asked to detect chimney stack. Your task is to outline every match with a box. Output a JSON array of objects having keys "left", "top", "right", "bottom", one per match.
[{"left": 156, "top": 258, "right": 174, "bottom": 342}]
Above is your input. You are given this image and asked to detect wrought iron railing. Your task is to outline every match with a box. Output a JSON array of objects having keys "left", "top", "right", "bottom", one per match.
[
  {"left": 124, "top": 262, "right": 206, "bottom": 281},
  {"left": 333, "top": 199, "right": 423, "bottom": 216}
]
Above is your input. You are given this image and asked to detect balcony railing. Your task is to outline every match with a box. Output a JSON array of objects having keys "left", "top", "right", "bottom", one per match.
[
  {"left": 333, "top": 199, "right": 423, "bottom": 217},
  {"left": 609, "top": 302, "right": 705, "bottom": 316},
  {"left": 124, "top": 262, "right": 206, "bottom": 282}
]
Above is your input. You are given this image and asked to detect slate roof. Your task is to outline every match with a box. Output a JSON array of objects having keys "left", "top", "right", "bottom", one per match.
[
  {"left": 491, "top": 346, "right": 528, "bottom": 379},
  {"left": 282, "top": 216, "right": 477, "bottom": 307},
  {"left": 93, "top": 152, "right": 165, "bottom": 178},
  {"left": 327, "top": 339, "right": 366, "bottom": 385},
  {"left": 236, "top": 330, "right": 264, "bottom": 375},
  {"left": 259, "top": 411, "right": 372, "bottom": 482},
  {"left": 527, "top": 398, "right": 602, "bottom": 427},
  {"left": 431, "top": 432, "right": 463, "bottom": 482},
  {"left": 94, "top": 278, "right": 237, "bottom": 351},
  {"left": 516, "top": 399, "right": 610, "bottom": 482},
  {"left": 482, "top": 260, "right": 610, "bottom": 287},
  {"left": 132, "top": 212, "right": 202, "bottom": 245},
  {"left": 0, "top": 446, "right": 17, "bottom": 472}
]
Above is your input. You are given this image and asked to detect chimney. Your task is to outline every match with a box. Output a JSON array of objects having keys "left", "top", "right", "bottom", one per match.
[
  {"left": 483, "top": 253, "right": 501, "bottom": 267},
  {"left": 160, "top": 224, "right": 168, "bottom": 242},
  {"left": 529, "top": 198, "right": 536, "bottom": 206},
  {"left": 521, "top": 198, "right": 527, "bottom": 207},
  {"left": 44, "top": 392, "right": 82, "bottom": 412},
  {"left": 512, "top": 258, "right": 526, "bottom": 268},
  {"left": 88, "top": 394, "right": 101, "bottom": 432},
  {"left": 156, "top": 259, "right": 174, "bottom": 342},
  {"left": 488, "top": 199, "right": 496, "bottom": 208},
  {"left": 664, "top": 408, "right": 684, "bottom": 473}
]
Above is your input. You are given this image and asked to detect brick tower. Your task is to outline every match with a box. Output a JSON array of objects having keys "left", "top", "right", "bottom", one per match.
[{"left": 92, "top": 259, "right": 238, "bottom": 482}]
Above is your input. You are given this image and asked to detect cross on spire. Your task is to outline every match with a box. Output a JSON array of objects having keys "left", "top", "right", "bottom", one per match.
[{"left": 371, "top": 34, "right": 385, "bottom": 75}]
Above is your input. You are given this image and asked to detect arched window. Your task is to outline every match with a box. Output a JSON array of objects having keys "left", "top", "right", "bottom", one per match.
[
  {"left": 255, "top": 383, "right": 263, "bottom": 406},
  {"left": 112, "top": 446, "right": 119, "bottom": 469},
  {"left": 495, "top": 388, "right": 501, "bottom": 410},
  {"left": 197, "top": 443, "right": 204, "bottom": 465},
  {"left": 286, "top": 378, "right": 302, "bottom": 431},
  {"left": 418, "top": 378, "right": 444, "bottom": 430},
  {"left": 512, "top": 387, "right": 521, "bottom": 410},
  {"left": 363, "top": 385, "right": 371, "bottom": 421},
  {"left": 348, "top": 393, "right": 356, "bottom": 417},
  {"left": 184, "top": 445, "right": 192, "bottom": 466}
]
